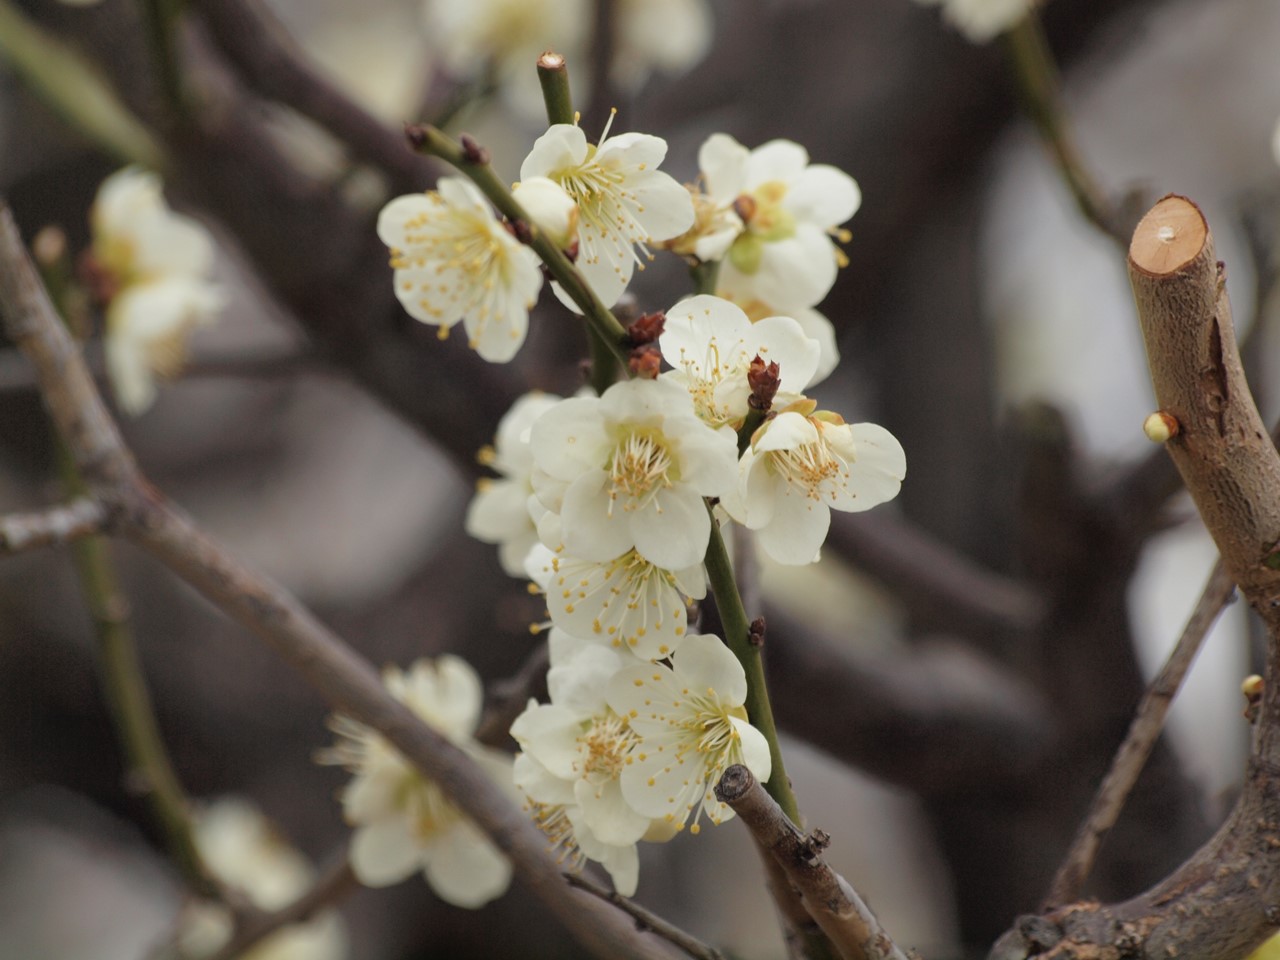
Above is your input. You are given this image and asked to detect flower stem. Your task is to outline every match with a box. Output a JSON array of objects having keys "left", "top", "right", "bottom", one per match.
[
  {"left": 138, "top": 0, "right": 188, "bottom": 121},
  {"left": 1003, "top": 13, "right": 1122, "bottom": 244},
  {"left": 0, "top": 0, "right": 165, "bottom": 170},
  {"left": 702, "top": 509, "right": 799, "bottom": 824},
  {"left": 36, "top": 253, "right": 214, "bottom": 897},
  {"left": 537, "top": 51, "right": 576, "bottom": 127},
  {"left": 689, "top": 259, "right": 720, "bottom": 297},
  {"left": 408, "top": 125, "right": 631, "bottom": 363}
]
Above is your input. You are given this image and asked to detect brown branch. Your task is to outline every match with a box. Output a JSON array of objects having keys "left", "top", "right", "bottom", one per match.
[
  {"left": 1042, "top": 557, "right": 1236, "bottom": 908},
  {"left": 715, "top": 765, "right": 913, "bottom": 960},
  {"left": 0, "top": 497, "right": 107, "bottom": 552},
  {"left": 473, "top": 640, "right": 549, "bottom": 748},
  {"left": 564, "top": 873, "right": 728, "bottom": 960},
  {"left": 206, "top": 854, "right": 358, "bottom": 960},
  {"left": 0, "top": 202, "right": 682, "bottom": 960},
  {"left": 990, "top": 196, "right": 1280, "bottom": 960},
  {"left": 192, "top": 0, "right": 433, "bottom": 192},
  {"left": 825, "top": 511, "right": 1044, "bottom": 639}
]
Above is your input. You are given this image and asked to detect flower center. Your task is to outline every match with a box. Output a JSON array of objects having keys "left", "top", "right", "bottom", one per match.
[
  {"left": 768, "top": 432, "right": 849, "bottom": 499},
  {"left": 577, "top": 711, "right": 637, "bottom": 782},
  {"left": 607, "top": 430, "right": 675, "bottom": 510},
  {"left": 529, "top": 802, "right": 586, "bottom": 870},
  {"left": 404, "top": 774, "right": 464, "bottom": 841}
]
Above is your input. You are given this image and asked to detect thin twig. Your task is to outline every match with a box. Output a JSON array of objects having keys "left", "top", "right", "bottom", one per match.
[
  {"left": 0, "top": 498, "right": 106, "bottom": 552},
  {"left": 565, "top": 873, "right": 727, "bottom": 960},
  {"left": 193, "top": 0, "right": 432, "bottom": 191},
  {"left": 714, "top": 765, "right": 912, "bottom": 960},
  {"left": 207, "top": 854, "right": 358, "bottom": 960},
  {"left": 474, "top": 641, "right": 550, "bottom": 748},
  {"left": 1043, "top": 558, "right": 1237, "bottom": 908},
  {"left": 0, "top": 200, "right": 681, "bottom": 960},
  {"left": 1003, "top": 13, "right": 1123, "bottom": 245}
]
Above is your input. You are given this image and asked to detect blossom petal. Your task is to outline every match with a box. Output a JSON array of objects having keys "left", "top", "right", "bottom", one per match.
[
  {"left": 744, "top": 140, "right": 810, "bottom": 185},
  {"left": 756, "top": 487, "right": 829, "bottom": 565},
  {"left": 670, "top": 634, "right": 746, "bottom": 706},
  {"left": 530, "top": 397, "right": 609, "bottom": 479},
  {"left": 422, "top": 822, "right": 512, "bottom": 908},
  {"left": 631, "top": 487, "right": 710, "bottom": 570},
  {"left": 574, "top": 777, "right": 652, "bottom": 846},
  {"left": 785, "top": 164, "right": 862, "bottom": 227},
  {"left": 521, "top": 124, "right": 589, "bottom": 180},
  {"left": 349, "top": 819, "right": 422, "bottom": 887},
  {"left": 561, "top": 471, "right": 638, "bottom": 562},
  {"left": 698, "top": 133, "right": 749, "bottom": 202}
]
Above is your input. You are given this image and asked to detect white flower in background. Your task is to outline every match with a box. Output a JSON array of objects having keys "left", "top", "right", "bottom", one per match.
[
  {"left": 611, "top": 0, "right": 713, "bottom": 91},
  {"left": 319, "top": 656, "right": 513, "bottom": 908},
  {"left": 423, "top": 0, "right": 588, "bottom": 86},
  {"left": 377, "top": 177, "right": 543, "bottom": 363},
  {"left": 466, "top": 391, "right": 563, "bottom": 576},
  {"left": 90, "top": 167, "right": 223, "bottom": 415},
  {"left": 607, "top": 634, "right": 771, "bottom": 832},
  {"left": 912, "top": 0, "right": 1035, "bottom": 43},
  {"left": 717, "top": 290, "right": 840, "bottom": 386},
  {"left": 697, "top": 133, "right": 861, "bottom": 309},
  {"left": 659, "top": 294, "right": 821, "bottom": 428},
  {"left": 520, "top": 118, "right": 694, "bottom": 311},
  {"left": 177, "top": 797, "right": 348, "bottom": 960},
  {"left": 526, "top": 512, "right": 705, "bottom": 660},
  {"left": 529, "top": 377, "right": 737, "bottom": 570},
  {"left": 722, "top": 404, "right": 906, "bottom": 565}
]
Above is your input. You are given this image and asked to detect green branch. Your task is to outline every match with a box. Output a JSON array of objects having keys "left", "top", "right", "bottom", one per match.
[{"left": 703, "top": 510, "right": 799, "bottom": 824}]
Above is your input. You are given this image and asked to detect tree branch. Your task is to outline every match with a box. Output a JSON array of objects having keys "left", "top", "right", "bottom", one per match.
[
  {"left": 564, "top": 873, "right": 728, "bottom": 960},
  {"left": 825, "top": 511, "right": 1044, "bottom": 639},
  {"left": 0, "top": 498, "right": 107, "bottom": 552},
  {"left": 1042, "top": 557, "right": 1236, "bottom": 909},
  {"left": 990, "top": 195, "right": 1280, "bottom": 960},
  {"left": 0, "top": 201, "right": 682, "bottom": 960},
  {"left": 714, "top": 765, "right": 912, "bottom": 960}
]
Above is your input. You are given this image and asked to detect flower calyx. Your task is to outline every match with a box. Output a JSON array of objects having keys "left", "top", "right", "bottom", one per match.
[
  {"left": 747, "top": 355, "right": 780, "bottom": 412},
  {"left": 624, "top": 311, "right": 666, "bottom": 349}
]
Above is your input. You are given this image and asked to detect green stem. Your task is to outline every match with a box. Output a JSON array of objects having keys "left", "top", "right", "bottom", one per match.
[
  {"left": 0, "top": 0, "right": 165, "bottom": 170},
  {"left": 703, "top": 510, "right": 799, "bottom": 824},
  {"left": 1003, "top": 14, "right": 1121, "bottom": 244},
  {"left": 537, "top": 52, "right": 575, "bottom": 127},
  {"left": 409, "top": 126, "right": 631, "bottom": 364},
  {"left": 588, "top": 327, "right": 621, "bottom": 394},
  {"left": 737, "top": 409, "right": 765, "bottom": 456},
  {"left": 689, "top": 259, "right": 720, "bottom": 297},
  {"left": 37, "top": 256, "right": 213, "bottom": 896},
  {"left": 138, "top": 0, "right": 188, "bottom": 120}
]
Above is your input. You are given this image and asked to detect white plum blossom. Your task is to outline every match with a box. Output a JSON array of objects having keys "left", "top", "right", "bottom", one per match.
[
  {"left": 659, "top": 294, "right": 821, "bottom": 428},
  {"left": 90, "top": 167, "right": 224, "bottom": 415},
  {"left": 319, "top": 656, "right": 513, "bottom": 908},
  {"left": 912, "top": 0, "right": 1036, "bottom": 43},
  {"left": 377, "top": 177, "right": 543, "bottom": 363},
  {"left": 466, "top": 390, "right": 563, "bottom": 576},
  {"left": 511, "top": 638, "right": 654, "bottom": 893},
  {"left": 529, "top": 377, "right": 738, "bottom": 571},
  {"left": 607, "top": 634, "right": 771, "bottom": 833},
  {"left": 722, "top": 403, "right": 906, "bottom": 565},
  {"left": 520, "top": 118, "right": 694, "bottom": 311},
  {"left": 696, "top": 133, "right": 861, "bottom": 309},
  {"left": 716, "top": 290, "right": 840, "bottom": 386},
  {"left": 513, "top": 176, "right": 579, "bottom": 250},
  {"left": 178, "top": 798, "right": 349, "bottom": 960},
  {"left": 526, "top": 514, "right": 705, "bottom": 661}
]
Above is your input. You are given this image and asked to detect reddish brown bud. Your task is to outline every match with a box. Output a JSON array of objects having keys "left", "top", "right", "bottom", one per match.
[
  {"left": 748, "top": 616, "right": 766, "bottom": 647},
  {"left": 403, "top": 122, "right": 429, "bottom": 151},
  {"left": 628, "top": 344, "right": 662, "bottom": 379},
  {"left": 747, "top": 355, "right": 781, "bottom": 411},
  {"left": 625, "top": 311, "right": 666, "bottom": 347},
  {"left": 510, "top": 219, "right": 535, "bottom": 245},
  {"left": 459, "top": 133, "right": 491, "bottom": 166},
  {"left": 733, "top": 194, "right": 757, "bottom": 224}
]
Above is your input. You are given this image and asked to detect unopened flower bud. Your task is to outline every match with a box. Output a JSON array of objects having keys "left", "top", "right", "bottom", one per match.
[
  {"left": 628, "top": 344, "right": 662, "bottom": 379},
  {"left": 626, "top": 311, "right": 666, "bottom": 347},
  {"left": 747, "top": 355, "right": 781, "bottom": 411},
  {"left": 1143, "top": 411, "right": 1179, "bottom": 443},
  {"left": 1242, "top": 674, "right": 1264, "bottom": 699},
  {"left": 459, "top": 133, "right": 491, "bottom": 166},
  {"left": 32, "top": 226, "right": 67, "bottom": 268}
]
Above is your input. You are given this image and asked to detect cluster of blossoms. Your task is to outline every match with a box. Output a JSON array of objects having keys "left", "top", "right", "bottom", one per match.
[
  {"left": 178, "top": 798, "right": 348, "bottom": 960},
  {"left": 86, "top": 167, "right": 224, "bottom": 415},
  {"left": 358, "top": 106, "right": 905, "bottom": 902}
]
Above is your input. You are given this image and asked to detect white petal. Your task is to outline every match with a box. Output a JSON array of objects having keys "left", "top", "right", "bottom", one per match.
[
  {"left": 422, "top": 822, "right": 512, "bottom": 908},
  {"left": 788, "top": 306, "right": 840, "bottom": 385},
  {"left": 756, "top": 489, "right": 830, "bottom": 565},
  {"left": 465, "top": 479, "right": 531, "bottom": 545},
  {"left": 574, "top": 777, "right": 652, "bottom": 846},
  {"left": 520, "top": 124, "right": 588, "bottom": 180},
  {"left": 513, "top": 750, "right": 575, "bottom": 806},
  {"left": 530, "top": 396, "right": 608, "bottom": 479},
  {"left": 631, "top": 487, "right": 710, "bottom": 571},
  {"left": 829, "top": 423, "right": 907, "bottom": 512},
  {"left": 349, "top": 818, "right": 422, "bottom": 887},
  {"left": 561, "top": 471, "right": 638, "bottom": 562},
  {"left": 698, "top": 133, "right": 749, "bottom": 202},
  {"left": 755, "top": 411, "right": 818, "bottom": 452},
  {"left": 732, "top": 715, "right": 773, "bottom": 782},
  {"left": 744, "top": 140, "right": 810, "bottom": 185},
  {"left": 670, "top": 634, "right": 747, "bottom": 706},
  {"left": 785, "top": 165, "right": 862, "bottom": 227},
  {"left": 510, "top": 702, "right": 583, "bottom": 780}
]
